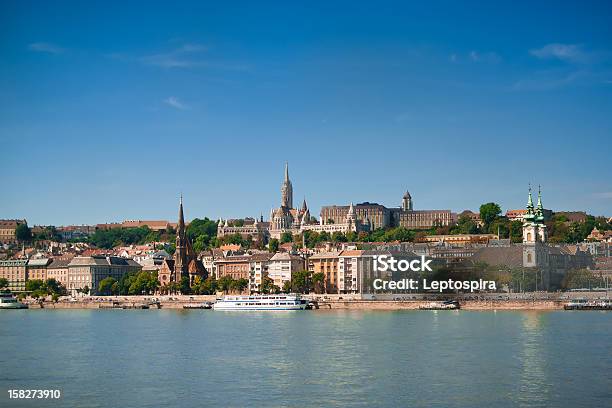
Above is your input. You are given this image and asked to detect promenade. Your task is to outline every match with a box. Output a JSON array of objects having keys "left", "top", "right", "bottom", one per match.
[{"left": 21, "top": 291, "right": 610, "bottom": 311}]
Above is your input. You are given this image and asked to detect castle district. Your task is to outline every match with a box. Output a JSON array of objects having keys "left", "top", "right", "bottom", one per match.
[{"left": 0, "top": 163, "right": 610, "bottom": 301}]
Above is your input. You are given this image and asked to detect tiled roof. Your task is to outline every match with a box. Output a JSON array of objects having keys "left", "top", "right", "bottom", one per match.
[
  {"left": 309, "top": 251, "right": 341, "bottom": 259},
  {"left": 470, "top": 247, "right": 523, "bottom": 267},
  {"left": 48, "top": 259, "right": 71, "bottom": 268},
  {"left": 250, "top": 253, "right": 274, "bottom": 262}
]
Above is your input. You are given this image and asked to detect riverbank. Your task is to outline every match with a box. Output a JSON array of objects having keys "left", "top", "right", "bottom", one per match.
[
  {"left": 22, "top": 297, "right": 572, "bottom": 310},
  {"left": 315, "top": 299, "right": 565, "bottom": 310}
]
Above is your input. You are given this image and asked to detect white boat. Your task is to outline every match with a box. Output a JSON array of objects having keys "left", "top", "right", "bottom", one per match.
[
  {"left": 419, "top": 300, "right": 460, "bottom": 310},
  {"left": 213, "top": 294, "right": 308, "bottom": 311},
  {"left": 0, "top": 291, "right": 28, "bottom": 309}
]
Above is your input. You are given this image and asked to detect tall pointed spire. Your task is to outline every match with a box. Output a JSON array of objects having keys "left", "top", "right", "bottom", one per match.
[
  {"left": 280, "top": 162, "right": 293, "bottom": 208},
  {"left": 174, "top": 194, "right": 188, "bottom": 282},
  {"left": 178, "top": 194, "right": 185, "bottom": 232},
  {"left": 284, "top": 161, "right": 289, "bottom": 182},
  {"left": 537, "top": 185, "right": 543, "bottom": 210},
  {"left": 527, "top": 184, "right": 534, "bottom": 211}
]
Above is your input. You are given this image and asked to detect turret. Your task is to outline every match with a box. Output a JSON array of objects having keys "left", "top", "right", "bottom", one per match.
[{"left": 402, "top": 190, "right": 413, "bottom": 211}]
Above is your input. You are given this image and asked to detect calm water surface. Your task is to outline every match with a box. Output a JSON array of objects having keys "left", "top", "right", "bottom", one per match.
[{"left": 1, "top": 309, "right": 611, "bottom": 408}]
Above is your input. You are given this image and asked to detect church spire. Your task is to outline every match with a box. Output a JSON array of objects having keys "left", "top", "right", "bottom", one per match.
[
  {"left": 284, "top": 161, "right": 289, "bottom": 182},
  {"left": 174, "top": 195, "right": 188, "bottom": 281},
  {"left": 537, "top": 185, "right": 543, "bottom": 210},
  {"left": 280, "top": 162, "right": 293, "bottom": 208},
  {"left": 527, "top": 184, "right": 534, "bottom": 212},
  {"left": 178, "top": 194, "right": 185, "bottom": 234}
]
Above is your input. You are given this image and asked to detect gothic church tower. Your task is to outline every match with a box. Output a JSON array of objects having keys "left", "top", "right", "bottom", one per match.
[{"left": 281, "top": 162, "right": 293, "bottom": 209}]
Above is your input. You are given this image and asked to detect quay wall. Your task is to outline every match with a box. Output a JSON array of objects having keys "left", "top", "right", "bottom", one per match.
[
  {"left": 26, "top": 298, "right": 565, "bottom": 310},
  {"left": 315, "top": 300, "right": 564, "bottom": 310}
]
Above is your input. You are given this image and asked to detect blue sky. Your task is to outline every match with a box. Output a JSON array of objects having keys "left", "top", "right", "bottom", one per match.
[{"left": 1, "top": 1, "right": 611, "bottom": 225}]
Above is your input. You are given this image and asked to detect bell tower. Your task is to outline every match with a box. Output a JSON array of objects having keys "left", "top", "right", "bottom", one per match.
[
  {"left": 522, "top": 185, "right": 548, "bottom": 268},
  {"left": 402, "top": 190, "right": 413, "bottom": 211}
]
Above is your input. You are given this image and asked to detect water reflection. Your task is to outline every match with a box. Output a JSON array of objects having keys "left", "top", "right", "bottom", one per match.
[{"left": 517, "top": 312, "right": 550, "bottom": 408}]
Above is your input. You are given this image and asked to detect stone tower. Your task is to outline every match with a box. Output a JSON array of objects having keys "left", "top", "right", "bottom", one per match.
[
  {"left": 280, "top": 162, "right": 293, "bottom": 209},
  {"left": 402, "top": 190, "right": 413, "bottom": 211}
]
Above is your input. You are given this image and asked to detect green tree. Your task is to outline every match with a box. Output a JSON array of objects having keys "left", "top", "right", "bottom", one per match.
[
  {"left": 98, "top": 277, "right": 117, "bottom": 295},
  {"left": 25, "top": 279, "right": 45, "bottom": 293},
  {"left": 331, "top": 231, "right": 347, "bottom": 242},
  {"left": 15, "top": 223, "right": 32, "bottom": 242},
  {"left": 311, "top": 272, "right": 324, "bottom": 294},
  {"left": 45, "top": 278, "right": 66, "bottom": 296},
  {"left": 479, "top": 203, "right": 502, "bottom": 228},
  {"left": 268, "top": 238, "right": 279, "bottom": 253},
  {"left": 201, "top": 276, "right": 217, "bottom": 294},
  {"left": 288, "top": 270, "right": 312, "bottom": 293},
  {"left": 282, "top": 280, "right": 292, "bottom": 293},
  {"left": 280, "top": 232, "right": 293, "bottom": 244},
  {"left": 562, "top": 268, "right": 603, "bottom": 290},
  {"left": 509, "top": 220, "right": 523, "bottom": 243},
  {"left": 0, "top": 278, "right": 8, "bottom": 289},
  {"left": 453, "top": 213, "right": 479, "bottom": 234},
  {"left": 180, "top": 276, "right": 191, "bottom": 294},
  {"left": 235, "top": 278, "right": 249, "bottom": 293},
  {"left": 217, "top": 276, "right": 234, "bottom": 293},
  {"left": 260, "top": 276, "right": 275, "bottom": 294}
]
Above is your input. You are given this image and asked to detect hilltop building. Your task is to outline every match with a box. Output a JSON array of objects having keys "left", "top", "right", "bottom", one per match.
[
  {"left": 0, "top": 219, "right": 26, "bottom": 244},
  {"left": 267, "top": 163, "right": 364, "bottom": 239},
  {"left": 470, "top": 186, "right": 592, "bottom": 290},
  {"left": 320, "top": 191, "right": 453, "bottom": 230},
  {"left": 217, "top": 216, "right": 270, "bottom": 242}
]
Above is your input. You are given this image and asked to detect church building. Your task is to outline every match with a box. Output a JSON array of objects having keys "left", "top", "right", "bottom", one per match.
[{"left": 158, "top": 196, "right": 206, "bottom": 290}]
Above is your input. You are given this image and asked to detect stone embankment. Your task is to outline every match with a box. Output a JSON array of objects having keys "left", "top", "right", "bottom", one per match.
[
  {"left": 25, "top": 296, "right": 568, "bottom": 310},
  {"left": 314, "top": 299, "right": 564, "bottom": 310}
]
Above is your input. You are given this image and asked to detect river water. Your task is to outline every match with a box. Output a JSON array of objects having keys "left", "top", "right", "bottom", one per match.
[{"left": 1, "top": 309, "right": 610, "bottom": 407}]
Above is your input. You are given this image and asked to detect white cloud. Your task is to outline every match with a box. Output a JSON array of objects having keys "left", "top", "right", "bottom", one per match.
[
  {"left": 512, "top": 71, "right": 586, "bottom": 91},
  {"left": 163, "top": 96, "right": 189, "bottom": 110},
  {"left": 593, "top": 192, "right": 612, "bottom": 199},
  {"left": 140, "top": 43, "right": 209, "bottom": 68},
  {"left": 469, "top": 50, "right": 501, "bottom": 63},
  {"left": 28, "top": 42, "right": 65, "bottom": 54},
  {"left": 529, "top": 43, "right": 587, "bottom": 63}
]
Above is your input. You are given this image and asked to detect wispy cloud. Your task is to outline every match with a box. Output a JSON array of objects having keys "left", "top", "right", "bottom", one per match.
[
  {"left": 449, "top": 51, "right": 500, "bottom": 64},
  {"left": 109, "top": 42, "right": 250, "bottom": 72},
  {"left": 512, "top": 70, "right": 586, "bottom": 91},
  {"left": 470, "top": 50, "right": 501, "bottom": 63},
  {"left": 140, "top": 43, "right": 210, "bottom": 68},
  {"left": 530, "top": 43, "right": 588, "bottom": 63},
  {"left": 28, "top": 42, "right": 65, "bottom": 54},
  {"left": 593, "top": 192, "right": 612, "bottom": 199},
  {"left": 163, "top": 96, "right": 189, "bottom": 110}
]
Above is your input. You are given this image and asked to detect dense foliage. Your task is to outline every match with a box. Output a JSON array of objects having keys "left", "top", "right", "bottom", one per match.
[
  {"left": 89, "top": 226, "right": 162, "bottom": 249},
  {"left": 25, "top": 278, "right": 67, "bottom": 300},
  {"left": 98, "top": 271, "right": 160, "bottom": 295},
  {"left": 15, "top": 223, "right": 32, "bottom": 242}
]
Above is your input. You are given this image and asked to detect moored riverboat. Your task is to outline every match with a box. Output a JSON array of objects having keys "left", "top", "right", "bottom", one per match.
[
  {"left": 213, "top": 294, "right": 308, "bottom": 311},
  {"left": 0, "top": 291, "right": 28, "bottom": 309},
  {"left": 564, "top": 299, "right": 612, "bottom": 310},
  {"left": 183, "top": 302, "right": 213, "bottom": 309},
  {"left": 419, "top": 300, "right": 460, "bottom": 310}
]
